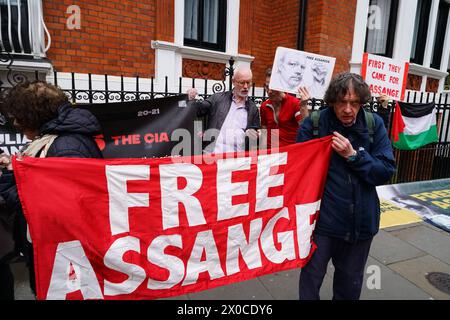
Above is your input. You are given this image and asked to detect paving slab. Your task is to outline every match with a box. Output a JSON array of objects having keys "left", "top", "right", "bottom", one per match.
[
  {"left": 309, "top": 257, "right": 431, "bottom": 300},
  {"left": 11, "top": 262, "right": 35, "bottom": 300},
  {"left": 388, "top": 255, "right": 450, "bottom": 300},
  {"left": 370, "top": 229, "right": 427, "bottom": 265},
  {"left": 390, "top": 225, "right": 450, "bottom": 265},
  {"left": 360, "top": 256, "right": 432, "bottom": 300},
  {"left": 159, "top": 293, "right": 189, "bottom": 300},
  {"left": 260, "top": 255, "right": 431, "bottom": 301},
  {"left": 257, "top": 269, "right": 300, "bottom": 300},
  {"left": 383, "top": 222, "right": 423, "bottom": 233},
  {"left": 304, "top": 261, "right": 334, "bottom": 300},
  {"left": 186, "top": 277, "right": 273, "bottom": 300},
  {"left": 318, "top": 273, "right": 333, "bottom": 300},
  {"left": 419, "top": 222, "right": 450, "bottom": 234}
]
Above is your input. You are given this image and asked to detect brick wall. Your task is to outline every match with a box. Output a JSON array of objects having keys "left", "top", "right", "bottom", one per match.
[
  {"left": 239, "top": 0, "right": 300, "bottom": 86},
  {"left": 304, "top": 0, "right": 357, "bottom": 74},
  {"left": 239, "top": 0, "right": 356, "bottom": 86},
  {"left": 239, "top": 0, "right": 272, "bottom": 86},
  {"left": 44, "top": 1, "right": 356, "bottom": 85},
  {"left": 44, "top": 0, "right": 164, "bottom": 77}
]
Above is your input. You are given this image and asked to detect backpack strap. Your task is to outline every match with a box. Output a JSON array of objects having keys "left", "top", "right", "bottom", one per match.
[
  {"left": 311, "top": 110, "right": 321, "bottom": 138},
  {"left": 364, "top": 110, "right": 375, "bottom": 144}
]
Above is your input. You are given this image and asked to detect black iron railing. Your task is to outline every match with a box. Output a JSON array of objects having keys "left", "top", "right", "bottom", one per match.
[
  {"left": 0, "top": 58, "right": 449, "bottom": 184},
  {"left": 0, "top": 0, "right": 48, "bottom": 57}
]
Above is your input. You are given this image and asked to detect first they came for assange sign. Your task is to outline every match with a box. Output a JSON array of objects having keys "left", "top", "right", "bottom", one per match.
[{"left": 14, "top": 137, "right": 332, "bottom": 300}]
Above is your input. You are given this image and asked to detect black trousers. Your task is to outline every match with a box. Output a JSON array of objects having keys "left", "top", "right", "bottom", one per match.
[
  {"left": 0, "top": 263, "right": 14, "bottom": 300},
  {"left": 299, "top": 233, "right": 373, "bottom": 300}
]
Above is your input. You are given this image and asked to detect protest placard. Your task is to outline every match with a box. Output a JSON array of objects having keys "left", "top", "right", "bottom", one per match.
[
  {"left": 270, "top": 47, "right": 336, "bottom": 99},
  {"left": 361, "top": 53, "right": 409, "bottom": 101}
]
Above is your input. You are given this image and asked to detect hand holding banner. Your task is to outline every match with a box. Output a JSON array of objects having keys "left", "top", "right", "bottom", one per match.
[{"left": 14, "top": 137, "right": 333, "bottom": 300}]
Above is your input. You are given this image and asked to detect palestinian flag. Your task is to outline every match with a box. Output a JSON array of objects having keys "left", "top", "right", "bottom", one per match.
[{"left": 392, "top": 102, "right": 438, "bottom": 150}]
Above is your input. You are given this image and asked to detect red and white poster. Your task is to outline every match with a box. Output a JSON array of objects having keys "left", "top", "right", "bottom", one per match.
[
  {"left": 14, "top": 137, "right": 332, "bottom": 300},
  {"left": 361, "top": 53, "right": 409, "bottom": 101}
]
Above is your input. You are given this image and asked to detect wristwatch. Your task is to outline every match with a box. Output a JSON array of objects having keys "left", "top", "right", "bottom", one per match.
[{"left": 347, "top": 150, "right": 358, "bottom": 162}]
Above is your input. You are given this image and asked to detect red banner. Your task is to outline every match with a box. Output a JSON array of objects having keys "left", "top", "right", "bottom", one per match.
[{"left": 14, "top": 137, "right": 332, "bottom": 300}]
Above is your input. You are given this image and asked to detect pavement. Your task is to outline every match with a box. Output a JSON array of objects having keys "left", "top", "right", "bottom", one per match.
[{"left": 11, "top": 220, "right": 450, "bottom": 300}]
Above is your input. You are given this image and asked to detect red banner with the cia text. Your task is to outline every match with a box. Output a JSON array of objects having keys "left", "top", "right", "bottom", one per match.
[{"left": 14, "top": 137, "right": 332, "bottom": 300}]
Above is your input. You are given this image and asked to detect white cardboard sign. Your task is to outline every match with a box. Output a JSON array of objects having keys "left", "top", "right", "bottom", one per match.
[
  {"left": 361, "top": 53, "right": 409, "bottom": 101},
  {"left": 269, "top": 47, "right": 336, "bottom": 99}
]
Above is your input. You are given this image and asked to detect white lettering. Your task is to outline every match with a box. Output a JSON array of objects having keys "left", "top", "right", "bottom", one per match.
[
  {"left": 183, "top": 230, "right": 225, "bottom": 286},
  {"left": 103, "top": 236, "right": 146, "bottom": 296},
  {"left": 170, "top": 128, "right": 192, "bottom": 159},
  {"left": 160, "top": 163, "right": 205, "bottom": 230},
  {"left": 366, "top": 265, "right": 381, "bottom": 290},
  {"left": 147, "top": 235, "right": 185, "bottom": 289},
  {"left": 226, "top": 219, "right": 263, "bottom": 275},
  {"left": 255, "top": 153, "right": 287, "bottom": 212},
  {"left": 367, "top": 5, "right": 382, "bottom": 30},
  {"left": 260, "top": 208, "right": 296, "bottom": 263},
  {"left": 217, "top": 157, "right": 251, "bottom": 221},
  {"left": 66, "top": 5, "right": 81, "bottom": 30},
  {"left": 295, "top": 201, "right": 321, "bottom": 259},
  {"left": 105, "top": 165, "right": 150, "bottom": 236},
  {"left": 47, "top": 241, "right": 103, "bottom": 300}
]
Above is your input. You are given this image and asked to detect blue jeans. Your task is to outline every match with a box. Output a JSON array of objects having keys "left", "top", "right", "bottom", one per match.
[{"left": 299, "top": 233, "right": 373, "bottom": 300}]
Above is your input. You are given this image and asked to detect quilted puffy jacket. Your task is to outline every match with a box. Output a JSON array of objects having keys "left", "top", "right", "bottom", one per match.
[{"left": 0, "top": 102, "right": 103, "bottom": 255}]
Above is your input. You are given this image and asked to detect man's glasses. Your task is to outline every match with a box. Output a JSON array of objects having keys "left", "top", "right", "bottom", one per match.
[{"left": 235, "top": 80, "right": 252, "bottom": 86}]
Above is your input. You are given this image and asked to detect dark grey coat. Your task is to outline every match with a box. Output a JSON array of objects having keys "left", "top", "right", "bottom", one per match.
[{"left": 191, "top": 91, "right": 260, "bottom": 151}]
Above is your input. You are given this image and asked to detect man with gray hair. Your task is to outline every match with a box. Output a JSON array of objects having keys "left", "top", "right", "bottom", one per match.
[{"left": 187, "top": 66, "right": 260, "bottom": 153}]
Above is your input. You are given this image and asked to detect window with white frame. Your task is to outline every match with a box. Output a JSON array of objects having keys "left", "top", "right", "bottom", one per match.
[
  {"left": 365, "top": 0, "right": 399, "bottom": 57},
  {"left": 431, "top": 0, "right": 450, "bottom": 69},
  {"left": 411, "top": 0, "right": 432, "bottom": 64},
  {"left": 184, "top": 0, "right": 227, "bottom": 52}
]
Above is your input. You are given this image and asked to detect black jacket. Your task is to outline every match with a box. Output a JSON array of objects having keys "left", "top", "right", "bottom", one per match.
[
  {"left": 0, "top": 103, "right": 103, "bottom": 256},
  {"left": 0, "top": 195, "right": 14, "bottom": 262}
]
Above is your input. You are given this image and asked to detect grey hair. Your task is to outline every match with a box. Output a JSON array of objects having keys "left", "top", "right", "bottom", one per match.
[{"left": 232, "top": 65, "right": 252, "bottom": 80}]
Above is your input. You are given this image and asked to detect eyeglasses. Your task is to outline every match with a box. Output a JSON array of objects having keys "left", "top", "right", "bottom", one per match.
[{"left": 235, "top": 80, "right": 252, "bottom": 86}]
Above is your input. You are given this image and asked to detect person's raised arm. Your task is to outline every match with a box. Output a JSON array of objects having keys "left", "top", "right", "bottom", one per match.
[
  {"left": 297, "top": 86, "right": 311, "bottom": 123},
  {"left": 186, "top": 88, "right": 213, "bottom": 117}
]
